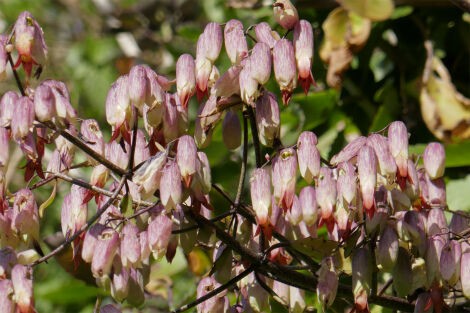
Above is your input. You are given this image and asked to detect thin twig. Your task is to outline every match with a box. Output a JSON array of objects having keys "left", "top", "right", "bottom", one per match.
[
  {"left": 40, "top": 171, "right": 154, "bottom": 207},
  {"left": 42, "top": 121, "right": 127, "bottom": 176},
  {"left": 171, "top": 265, "right": 254, "bottom": 313},
  {"left": 246, "top": 106, "right": 262, "bottom": 168},
  {"left": 7, "top": 52, "right": 26, "bottom": 96},
  {"left": 30, "top": 175, "right": 128, "bottom": 266},
  {"left": 234, "top": 112, "right": 249, "bottom": 207}
]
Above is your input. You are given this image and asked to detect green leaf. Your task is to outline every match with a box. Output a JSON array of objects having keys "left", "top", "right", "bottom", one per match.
[
  {"left": 291, "top": 237, "right": 339, "bottom": 262},
  {"left": 343, "top": 227, "right": 362, "bottom": 257},
  {"left": 292, "top": 89, "right": 339, "bottom": 131},
  {"left": 390, "top": 6, "right": 413, "bottom": 19},
  {"left": 370, "top": 82, "right": 401, "bottom": 132},
  {"left": 39, "top": 181, "right": 57, "bottom": 218},
  {"left": 120, "top": 194, "right": 133, "bottom": 218},
  {"left": 447, "top": 175, "right": 470, "bottom": 211}
]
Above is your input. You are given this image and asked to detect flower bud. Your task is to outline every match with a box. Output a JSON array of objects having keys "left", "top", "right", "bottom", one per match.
[
  {"left": 11, "top": 264, "right": 33, "bottom": 313},
  {"left": 336, "top": 161, "right": 357, "bottom": 205},
  {"left": 162, "top": 93, "right": 179, "bottom": 142},
  {"left": 440, "top": 240, "right": 461, "bottom": 285},
  {"left": 272, "top": 148, "right": 297, "bottom": 211},
  {"left": 176, "top": 54, "right": 196, "bottom": 109},
  {"left": 289, "top": 286, "right": 306, "bottom": 313},
  {"left": 13, "top": 11, "right": 47, "bottom": 77},
  {"left": 224, "top": 19, "right": 248, "bottom": 64},
  {"left": 425, "top": 235, "right": 446, "bottom": 285},
  {"left": 199, "top": 94, "right": 222, "bottom": 134},
  {"left": 388, "top": 121, "right": 409, "bottom": 177},
  {"left": 293, "top": 20, "right": 315, "bottom": 94},
  {"left": 160, "top": 161, "right": 183, "bottom": 211},
  {"left": 405, "top": 159, "right": 420, "bottom": 200},
  {"left": 133, "top": 129, "right": 150, "bottom": 166},
  {"left": 250, "top": 43, "right": 272, "bottom": 85},
  {"left": 393, "top": 247, "right": 413, "bottom": 297},
  {"left": 352, "top": 247, "right": 372, "bottom": 311},
  {"left": 297, "top": 131, "right": 320, "bottom": 183},
  {"left": 121, "top": 222, "right": 141, "bottom": 268},
  {"left": 317, "top": 167, "right": 336, "bottom": 221},
  {"left": 177, "top": 135, "right": 198, "bottom": 187},
  {"left": 423, "top": 142, "right": 445, "bottom": 179},
  {"left": 287, "top": 195, "right": 302, "bottom": 226},
  {"left": 0, "top": 127, "right": 9, "bottom": 169},
  {"left": 80, "top": 119, "right": 104, "bottom": 163},
  {"left": 222, "top": 110, "right": 241, "bottom": 150},
  {"left": 127, "top": 268, "right": 145, "bottom": 307},
  {"left": 61, "top": 185, "right": 87, "bottom": 238},
  {"left": 426, "top": 208, "right": 448, "bottom": 237},
  {"left": 105, "top": 75, "right": 131, "bottom": 139},
  {"left": 81, "top": 223, "right": 106, "bottom": 263},
  {"left": 191, "top": 152, "right": 212, "bottom": 199},
  {"left": 273, "top": 0, "right": 299, "bottom": 30},
  {"left": 0, "top": 279, "right": 15, "bottom": 313},
  {"left": 213, "top": 65, "right": 242, "bottom": 98},
  {"left": 239, "top": 61, "right": 260, "bottom": 105},
  {"left": 367, "top": 134, "right": 397, "bottom": 180},
  {"left": 414, "top": 292, "right": 433, "bottom": 313},
  {"left": 316, "top": 257, "right": 338, "bottom": 308},
  {"left": 0, "top": 247, "right": 17, "bottom": 279},
  {"left": 146, "top": 68, "right": 166, "bottom": 110},
  {"left": 423, "top": 174, "right": 446, "bottom": 208},
  {"left": 133, "top": 150, "right": 167, "bottom": 199},
  {"left": 461, "top": 251, "right": 470, "bottom": 299},
  {"left": 449, "top": 211, "right": 469, "bottom": 235},
  {"left": 0, "top": 91, "right": 19, "bottom": 127},
  {"left": 197, "top": 276, "right": 227, "bottom": 313},
  {"left": 12, "top": 189, "right": 39, "bottom": 242},
  {"left": 250, "top": 168, "right": 272, "bottom": 226},
  {"left": 34, "top": 83, "right": 56, "bottom": 122},
  {"left": 358, "top": 145, "right": 377, "bottom": 212},
  {"left": 299, "top": 186, "right": 317, "bottom": 226},
  {"left": 273, "top": 39, "right": 297, "bottom": 105},
  {"left": 128, "top": 65, "right": 149, "bottom": 111},
  {"left": 376, "top": 224, "right": 399, "bottom": 271},
  {"left": 402, "top": 211, "right": 427, "bottom": 254},
  {"left": 148, "top": 213, "right": 173, "bottom": 260},
  {"left": 330, "top": 136, "right": 367, "bottom": 165},
  {"left": 196, "top": 22, "right": 223, "bottom": 98},
  {"left": 254, "top": 22, "right": 280, "bottom": 49},
  {"left": 255, "top": 91, "right": 280, "bottom": 147},
  {"left": 11, "top": 97, "right": 34, "bottom": 141},
  {"left": 111, "top": 262, "right": 129, "bottom": 302},
  {"left": 105, "top": 141, "right": 128, "bottom": 170},
  {"left": 0, "top": 35, "right": 8, "bottom": 80},
  {"left": 91, "top": 228, "right": 119, "bottom": 278},
  {"left": 42, "top": 80, "right": 77, "bottom": 125}
]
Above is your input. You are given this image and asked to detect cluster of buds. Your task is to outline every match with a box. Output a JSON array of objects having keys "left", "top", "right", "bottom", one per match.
[
  {"left": 0, "top": 259, "right": 34, "bottom": 313},
  {"left": 247, "top": 120, "right": 469, "bottom": 310}
]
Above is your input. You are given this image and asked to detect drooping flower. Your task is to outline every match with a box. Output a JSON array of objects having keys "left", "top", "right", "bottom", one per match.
[
  {"left": 224, "top": 19, "right": 248, "bottom": 64},
  {"left": 176, "top": 54, "right": 196, "bottom": 109},
  {"left": 273, "top": 39, "right": 297, "bottom": 105},
  {"left": 250, "top": 168, "right": 272, "bottom": 226},
  {"left": 12, "top": 11, "right": 47, "bottom": 78},
  {"left": 273, "top": 0, "right": 299, "bottom": 30},
  {"left": 297, "top": 131, "right": 320, "bottom": 183},
  {"left": 293, "top": 20, "right": 315, "bottom": 94}
]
